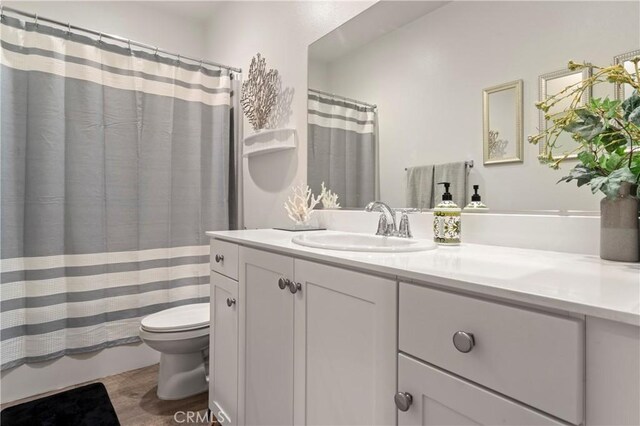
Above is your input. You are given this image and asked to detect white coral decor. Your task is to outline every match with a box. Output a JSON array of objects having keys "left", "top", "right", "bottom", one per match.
[
  {"left": 320, "top": 182, "right": 340, "bottom": 209},
  {"left": 284, "top": 183, "right": 321, "bottom": 225}
]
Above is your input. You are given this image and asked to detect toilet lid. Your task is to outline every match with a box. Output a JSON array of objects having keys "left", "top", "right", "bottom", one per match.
[{"left": 141, "top": 303, "right": 209, "bottom": 332}]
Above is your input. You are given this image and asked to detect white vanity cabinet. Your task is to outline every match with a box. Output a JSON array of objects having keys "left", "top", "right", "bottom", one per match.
[
  {"left": 208, "top": 233, "right": 640, "bottom": 426},
  {"left": 237, "top": 246, "right": 397, "bottom": 426}
]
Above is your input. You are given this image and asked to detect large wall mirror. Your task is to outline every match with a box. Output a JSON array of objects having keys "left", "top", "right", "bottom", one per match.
[{"left": 308, "top": 1, "right": 639, "bottom": 212}]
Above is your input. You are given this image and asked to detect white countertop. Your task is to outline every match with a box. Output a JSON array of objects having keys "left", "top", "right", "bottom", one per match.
[{"left": 206, "top": 229, "right": 640, "bottom": 326}]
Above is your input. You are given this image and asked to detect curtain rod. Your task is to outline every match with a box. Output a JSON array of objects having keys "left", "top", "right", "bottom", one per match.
[
  {"left": 309, "top": 88, "right": 377, "bottom": 109},
  {"left": 0, "top": 5, "right": 242, "bottom": 73},
  {"left": 405, "top": 161, "right": 474, "bottom": 171}
]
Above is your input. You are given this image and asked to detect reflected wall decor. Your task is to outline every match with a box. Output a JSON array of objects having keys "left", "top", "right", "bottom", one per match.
[
  {"left": 614, "top": 49, "right": 640, "bottom": 101},
  {"left": 482, "top": 80, "right": 524, "bottom": 165},
  {"left": 538, "top": 66, "right": 592, "bottom": 160}
]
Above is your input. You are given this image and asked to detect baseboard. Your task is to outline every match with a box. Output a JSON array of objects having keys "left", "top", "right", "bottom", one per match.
[{"left": 0, "top": 342, "right": 160, "bottom": 404}]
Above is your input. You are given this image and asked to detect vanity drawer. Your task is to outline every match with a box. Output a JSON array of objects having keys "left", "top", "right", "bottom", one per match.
[
  {"left": 399, "top": 283, "right": 584, "bottom": 425},
  {"left": 210, "top": 239, "right": 239, "bottom": 280}
]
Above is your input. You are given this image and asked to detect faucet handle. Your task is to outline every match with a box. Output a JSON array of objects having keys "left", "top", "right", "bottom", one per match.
[
  {"left": 375, "top": 214, "right": 388, "bottom": 236},
  {"left": 397, "top": 211, "right": 413, "bottom": 238}
]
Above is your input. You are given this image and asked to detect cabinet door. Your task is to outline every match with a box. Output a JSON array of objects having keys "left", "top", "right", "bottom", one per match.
[
  {"left": 586, "top": 317, "right": 640, "bottom": 425},
  {"left": 397, "top": 354, "right": 563, "bottom": 426},
  {"left": 210, "top": 272, "right": 239, "bottom": 426},
  {"left": 239, "top": 247, "right": 295, "bottom": 426},
  {"left": 293, "top": 260, "right": 397, "bottom": 426}
]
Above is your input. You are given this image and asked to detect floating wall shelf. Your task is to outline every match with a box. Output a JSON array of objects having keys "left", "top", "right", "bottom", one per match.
[{"left": 243, "top": 128, "right": 297, "bottom": 158}]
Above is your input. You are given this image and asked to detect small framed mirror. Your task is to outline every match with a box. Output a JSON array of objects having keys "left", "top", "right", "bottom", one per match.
[
  {"left": 483, "top": 80, "right": 523, "bottom": 165},
  {"left": 538, "top": 67, "right": 592, "bottom": 159},
  {"left": 614, "top": 49, "right": 640, "bottom": 101}
]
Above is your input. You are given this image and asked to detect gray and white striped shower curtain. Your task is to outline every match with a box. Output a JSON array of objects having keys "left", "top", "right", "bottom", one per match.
[
  {"left": 307, "top": 91, "right": 376, "bottom": 208},
  {"left": 0, "top": 16, "right": 235, "bottom": 370}
]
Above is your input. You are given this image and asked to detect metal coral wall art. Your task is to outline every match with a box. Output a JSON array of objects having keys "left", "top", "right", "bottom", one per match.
[
  {"left": 241, "top": 53, "right": 279, "bottom": 132},
  {"left": 488, "top": 130, "right": 509, "bottom": 160}
]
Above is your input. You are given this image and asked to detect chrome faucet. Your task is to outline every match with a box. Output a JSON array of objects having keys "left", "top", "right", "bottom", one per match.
[
  {"left": 365, "top": 201, "right": 398, "bottom": 237},
  {"left": 397, "top": 210, "right": 413, "bottom": 238}
]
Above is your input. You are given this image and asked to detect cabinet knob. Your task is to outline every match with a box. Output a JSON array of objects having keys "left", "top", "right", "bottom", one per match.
[
  {"left": 278, "top": 277, "right": 289, "bottom": 290},
  {"left": 453, "top": 331, "right": 475, "bottom": 353},
  {"left": 226, "top": 297, "right": 236, "bottom": 307},
  {"left": 394, "top": 392, "right": 413, "bottom": 412},
  {"left": 288, "top": 281, "right": 302, "bottom": 294},
  {"left": 215, "top": 254, "right": 224, "bottom": 263}
]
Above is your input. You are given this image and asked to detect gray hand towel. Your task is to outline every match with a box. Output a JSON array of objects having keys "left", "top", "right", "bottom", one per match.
[
  {"left": 406, "top": 165, "right": 435, "bottom": 209},
  {"left": 433, "top": 162, "right": 468, "bottom": 207}
]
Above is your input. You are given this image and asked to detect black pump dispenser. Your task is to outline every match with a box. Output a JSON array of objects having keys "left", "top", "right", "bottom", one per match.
[
  {"left": 471, "top": 185, "right": 482, "bottom": 202},
  {"left": 438, "top": 182, "right": 453, "bottom": 201}
]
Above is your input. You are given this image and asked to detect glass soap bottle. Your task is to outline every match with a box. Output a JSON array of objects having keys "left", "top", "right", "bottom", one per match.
[{"left": 433, "top": 182, "right": 461, "bottom": 245}]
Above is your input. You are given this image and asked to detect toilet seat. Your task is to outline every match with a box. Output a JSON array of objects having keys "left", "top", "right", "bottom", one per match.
[{"left": 141, "top": 303, "right": 209, "bottom": 333}]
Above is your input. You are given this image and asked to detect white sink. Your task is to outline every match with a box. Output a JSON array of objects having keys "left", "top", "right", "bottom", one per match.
[{"left": 291, "top": 231, "right": 436, "bottom": 253}]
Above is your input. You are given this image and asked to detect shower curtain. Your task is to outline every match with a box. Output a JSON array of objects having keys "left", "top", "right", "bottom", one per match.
[
  {"left": 307, "top": 91, "right": 377, "bottom": 208},
  {"left": 0, "top": 16, "right": 236, "bottom": 370}
]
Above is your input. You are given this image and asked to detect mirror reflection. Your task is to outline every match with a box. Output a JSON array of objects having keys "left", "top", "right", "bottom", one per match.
[
  {"left": 483, "top": 80, "right": 523, "bottom": 165},
  {"left": 308, "top": 1, "right": 638, "bottom": 212},
  {"left": 539, "top": 68, "right": 592, "bottom": 159}
]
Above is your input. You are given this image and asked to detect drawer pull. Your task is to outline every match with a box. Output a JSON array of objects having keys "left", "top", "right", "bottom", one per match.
[
  {"left": 453, "top": 331, "right": 475, "bottom": 353},
  {"left": 288, "top": 281, "right": 302, "bottom": 294},
  {"left": 215, "top": 254, "right": 225, "bottom": 263},
  {"left": 394, "top": 392, "right": 413, "bottom": 412},
  {"left": 278, "top": 277, "right": 290, "bottom": 290},
  {"left": 226, "top": 298, "right": 236, "bottom": 307}
]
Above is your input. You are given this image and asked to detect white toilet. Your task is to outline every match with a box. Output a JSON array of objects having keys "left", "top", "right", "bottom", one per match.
[{"left": 139, "top": 303, "right": 210, "bottom": 400}]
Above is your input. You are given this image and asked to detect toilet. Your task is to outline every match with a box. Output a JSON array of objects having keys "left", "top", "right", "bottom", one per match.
[{"left": 139, "top": 303, "right": 210, "bottom": 400}]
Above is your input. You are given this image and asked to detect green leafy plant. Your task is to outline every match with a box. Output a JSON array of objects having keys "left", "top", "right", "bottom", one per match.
[{"left": 528, "top": 59, "right": 640, "bottom": 198}]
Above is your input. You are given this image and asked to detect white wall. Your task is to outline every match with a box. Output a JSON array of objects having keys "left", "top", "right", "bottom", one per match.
[
  {"left": 0, "top": 1, "right": 208, "bottom": 403},
  {"left": 204, "top": 1, "right": 375, "bottom": 229},
  {"left": 319, "top": 1, "right": 639, "bottom": 212}
]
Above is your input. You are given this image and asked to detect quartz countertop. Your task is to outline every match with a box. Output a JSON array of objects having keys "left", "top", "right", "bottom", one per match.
[{"left": 206, "top": 229, "right": 640, "bottom": 326}]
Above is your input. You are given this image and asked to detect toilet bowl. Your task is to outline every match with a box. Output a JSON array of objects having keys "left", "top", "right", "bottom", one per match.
[{"left": 139, "top": 303, "right": 210, "bottom": 400}]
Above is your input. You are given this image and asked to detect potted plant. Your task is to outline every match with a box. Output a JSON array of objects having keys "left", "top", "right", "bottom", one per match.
[{"left": 528, "top": 58, "right": 640, "bottom": 262}]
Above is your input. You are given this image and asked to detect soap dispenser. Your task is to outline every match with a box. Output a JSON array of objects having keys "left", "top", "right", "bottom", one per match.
[
  {"left": 433, "top": 182, "right": 461, "bottom": 245},
  {"left": 464, "top": 185, "right": 489, "bottom": 211}
]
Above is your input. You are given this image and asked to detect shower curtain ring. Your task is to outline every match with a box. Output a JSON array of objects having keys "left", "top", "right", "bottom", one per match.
[
  {"left": 177, "top": 54, "right": 181, "bottom": 63},
  {"left": 127, "top": 39, "right": 132, "bottom": 51},
  {"left": 34, "top": 14, "right": 38, "bottom": 26},
  {"left": 199, "top": 59, "right": 204, "bottom": 68},
  {"left": 1, "top": 6, "right": 5, "bottom": 20},
  {"left": 98, "top": 33, "right": 103, "bottom": 43},
  {"left": 154, "top": 47, "right": 159, "bottom": 56},
  {"left": 67, "top": 22, "right": 72, "bottom": 36}
]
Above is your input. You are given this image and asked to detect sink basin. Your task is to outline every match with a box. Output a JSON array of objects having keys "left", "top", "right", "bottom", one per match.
[{"left": 291, "top": 231, "right": 436, "bottom": 253}]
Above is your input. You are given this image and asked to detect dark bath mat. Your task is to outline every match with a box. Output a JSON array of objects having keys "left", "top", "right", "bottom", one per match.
[{"left": 1, "top": 382, "right": 120, "bottom": 426}]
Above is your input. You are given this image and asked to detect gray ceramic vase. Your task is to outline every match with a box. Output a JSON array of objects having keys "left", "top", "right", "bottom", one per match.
[{"left": 600, "top": 182, "right": 640, "bottom": 262}]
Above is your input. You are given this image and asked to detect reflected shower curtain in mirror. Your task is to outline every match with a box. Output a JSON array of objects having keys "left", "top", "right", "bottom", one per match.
[
  {"left": 307, "top": 91, "right": 376, "bottom": 208},
  {"left": 0, "top": 16, "right": 234, "bottom": 370}
]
